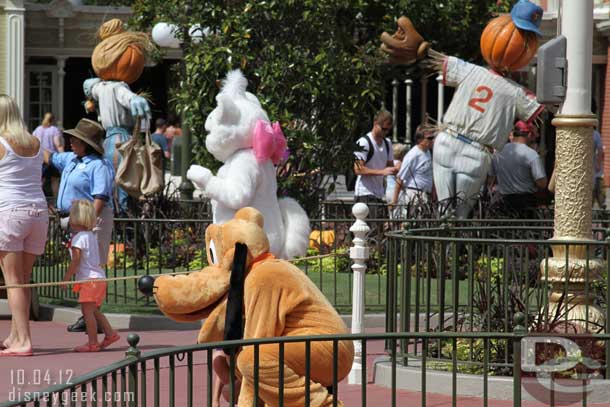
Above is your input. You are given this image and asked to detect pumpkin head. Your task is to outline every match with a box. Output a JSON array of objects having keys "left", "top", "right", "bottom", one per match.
[
  {"left": 91, "top": 19, "right": 153, "bottom": 84},
  {"left": 480, "top": 15, "right": 538, "bottom": 73},
  {"left": 96, "top": 45, "right": 145, "bottom": 84}
]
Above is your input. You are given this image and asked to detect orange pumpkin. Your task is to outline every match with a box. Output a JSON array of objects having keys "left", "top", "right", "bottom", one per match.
[
  {"left": 480, "top": 15, "right": 538, "bottom": 73},
  {"left": 96, "top": 45, "right": 145, "bottom": 85},
  {"left": 309, "top": 230, "right": 336, "bottom": 250},
  {"left": 107, "top": 243, "right": 126, "bottom": 269}
]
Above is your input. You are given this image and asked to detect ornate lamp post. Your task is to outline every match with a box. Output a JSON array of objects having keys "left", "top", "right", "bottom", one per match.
[
  {"left": 545, "top": 0, "right": 604, "bottom": 328},
  {"left": 152, "top": 14, "right": 205, "bottom": 200}
]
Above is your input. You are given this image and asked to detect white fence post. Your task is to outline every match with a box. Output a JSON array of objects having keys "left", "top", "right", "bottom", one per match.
[
  {"left": 391, "top": 79, "right": 399, "bottom": 142},
  {"left": 348, "top": 203, "right": 370, "bottom": 384},
  {"left": 420, "top": 77, "right": 428, "bottom": 122},
  {"left": 405, "top": 78, "right": 413, "bottom": 146},
  {"left": 436, "top": 74, "right": 444, "bottom": 123}
]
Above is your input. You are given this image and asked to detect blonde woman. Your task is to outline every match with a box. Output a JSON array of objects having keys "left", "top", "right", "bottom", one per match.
[
  {"left": 33, "top": 112, "right": 64, "bottom": 197},
  {"left": 0, "top": 94, "right": 49, "bottom": 356}
]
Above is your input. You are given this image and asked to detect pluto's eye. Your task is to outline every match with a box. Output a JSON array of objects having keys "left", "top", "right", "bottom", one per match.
[{"left": 209, "top": 240, "right": 218, "bottom": 265}]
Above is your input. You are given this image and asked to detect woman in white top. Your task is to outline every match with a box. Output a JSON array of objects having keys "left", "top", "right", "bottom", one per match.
[{"left": 0, "top": 94, "right": 49, "bottom": 356}]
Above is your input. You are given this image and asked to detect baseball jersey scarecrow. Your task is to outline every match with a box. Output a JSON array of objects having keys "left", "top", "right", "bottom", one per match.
[{"left": 433, "top": 56, "right": 543, "bottom": 217}]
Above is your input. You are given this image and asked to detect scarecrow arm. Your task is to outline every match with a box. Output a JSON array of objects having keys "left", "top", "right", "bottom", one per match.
[
  {"left": 83, "top": 78, "right": 101, "bottom": 98},
  {"left": 112, "top": 83, "right": 151, "bottom": 119},
  {"left": 379, "top": 15, "right": 448, "bottom": 72}
]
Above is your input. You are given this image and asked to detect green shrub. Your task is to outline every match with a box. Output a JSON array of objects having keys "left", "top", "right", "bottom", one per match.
[{"left": 300, "top": 247, "right": 350, "bottom": 274}]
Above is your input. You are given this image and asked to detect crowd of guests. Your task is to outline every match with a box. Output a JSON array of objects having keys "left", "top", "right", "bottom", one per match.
[
  {"left": 353, "top": 109, "right": 605, "bottom": 220},
  {"left": 0, "top": 95, "right": 183, "bottom": 356}
]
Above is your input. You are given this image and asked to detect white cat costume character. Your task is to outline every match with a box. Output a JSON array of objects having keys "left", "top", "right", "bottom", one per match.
[{"left": 187, "top": 70, "right": 310, "bottom": 259}]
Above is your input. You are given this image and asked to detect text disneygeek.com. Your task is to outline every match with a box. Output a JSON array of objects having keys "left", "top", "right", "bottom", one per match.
[
  {"left": 7, "top": 369, "right": 134, "bottom": 405},
  {"left": 8, "top": 389, "right": 135, "bottom": 405}
]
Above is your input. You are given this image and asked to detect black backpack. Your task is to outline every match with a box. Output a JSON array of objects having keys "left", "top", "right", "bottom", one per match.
[{"left": 346, "top": 136, "right": 390, "bottom": 191}]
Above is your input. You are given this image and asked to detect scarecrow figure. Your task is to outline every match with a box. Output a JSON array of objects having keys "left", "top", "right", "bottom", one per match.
[
  {"left": 381, "top": 0, "right": 544, "bottom": 217},
  {"left": 84, "top": 18, "right": 154, "bottom": 214}
]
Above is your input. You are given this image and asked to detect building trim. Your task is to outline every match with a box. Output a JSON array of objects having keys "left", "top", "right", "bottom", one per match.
[
  {"left": 6, "top": 2, "right": 24, "bottom": 110},
  {"left": 26, "top": 46, "right": 184, "bottom": 59},
  {"left": 25, "top": 0, "right": 131, "bottom": 15}
]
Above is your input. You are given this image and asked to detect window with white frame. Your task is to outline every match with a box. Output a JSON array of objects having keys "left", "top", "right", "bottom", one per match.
[{"left": 26, "top": 66, "right": 57, "bottom": 131}]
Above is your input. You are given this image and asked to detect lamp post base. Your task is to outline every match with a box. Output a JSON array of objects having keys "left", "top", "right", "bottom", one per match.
[{"left": 542, "top": 253, "right": 605, "bottom": 332}]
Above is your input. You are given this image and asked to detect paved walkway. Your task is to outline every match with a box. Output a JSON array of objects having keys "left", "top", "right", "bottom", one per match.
[{"left": 0, "top": 318, "right": 608, "bottom": 406}]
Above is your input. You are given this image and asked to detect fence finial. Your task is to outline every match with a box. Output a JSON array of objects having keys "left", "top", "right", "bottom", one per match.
[
  {"left": 348, "top": 203, "right": 370, "bottom": 384},
  {"left": 126, "top": 333, "right": 141, "bottom": 359}
]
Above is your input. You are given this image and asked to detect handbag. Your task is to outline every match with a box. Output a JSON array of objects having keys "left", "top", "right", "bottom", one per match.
[{"left": 115, "top": 119, "right": 164, "bottom": 198}]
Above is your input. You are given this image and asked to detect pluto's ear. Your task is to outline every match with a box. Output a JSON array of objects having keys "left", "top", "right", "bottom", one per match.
[{"left": 223, "top": 242, "right": 248, "bottom": 350}]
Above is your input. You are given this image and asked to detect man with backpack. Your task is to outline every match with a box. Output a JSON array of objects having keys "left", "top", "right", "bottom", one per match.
[{"left": 353, "top": 109, "right": 397, "bottom": 219}]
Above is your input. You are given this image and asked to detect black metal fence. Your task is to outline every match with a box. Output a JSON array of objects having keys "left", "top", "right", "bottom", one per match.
[
  {"left": 0, "top": 329, "right": 559, "bottom": 407},
  {"left": 9, "top": 204, "right": 610, "bottom": 406},
  {"left": 34, "top": 216, "right": 398, "bottom": 312},
  {"left": 385, "top": 224, "right": 610, "bottom": 381},
  {"left": 34, "top": 208, "right": 610, "bottom": 314}
]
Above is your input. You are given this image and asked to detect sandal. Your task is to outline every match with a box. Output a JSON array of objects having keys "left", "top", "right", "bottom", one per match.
[
  {"left": 74, "top": 343, "right": 101, "bottom": 353},
  {"left": 100, "top": 333, "right": 121, "bottom": 349},
  {"left": 0, "top": 348, "right": 33, "bottom": 357}
]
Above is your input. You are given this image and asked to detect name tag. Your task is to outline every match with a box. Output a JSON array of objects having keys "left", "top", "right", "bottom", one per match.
[{"left": 77, "top": 163, "right": 87, "bottom": 170}]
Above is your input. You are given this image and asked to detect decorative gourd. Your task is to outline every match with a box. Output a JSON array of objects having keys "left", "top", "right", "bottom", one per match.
[
  {"left": 480, "top": 15, "right": 538, "bottom": 73},
  {"left": 91, "top": 19, "right": 152, "bottom": 85},
  {"left": 107, "top": 243, "right": 126, "bottom": 269}
]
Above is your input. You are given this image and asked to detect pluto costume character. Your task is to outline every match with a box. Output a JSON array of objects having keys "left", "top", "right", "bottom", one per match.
[
  {"left": 187, "top": 70, "right": 310, "bottom": 259},
  {"left": 84, "top": 19, "right": 154, "bottom": 214},
  {"left": 146, "top": 208, "right": 354, "bottom": 407},
  {"left": 381, "top": 0, "right": 544, "bottom": 217}
]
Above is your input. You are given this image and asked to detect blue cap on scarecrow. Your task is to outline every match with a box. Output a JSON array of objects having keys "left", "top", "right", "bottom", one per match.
[{"left": 511, "top": 0, "right": 544, "bottom": 36}]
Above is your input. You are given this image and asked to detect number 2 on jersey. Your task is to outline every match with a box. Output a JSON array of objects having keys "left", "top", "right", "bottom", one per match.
[{"left": 468, "top": 86, "right": 494, "bottom": 113}]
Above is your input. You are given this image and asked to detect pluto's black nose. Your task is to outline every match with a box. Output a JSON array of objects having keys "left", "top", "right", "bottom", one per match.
[{"left": 138, "top": 275, "right": 156, "bottom": 297}]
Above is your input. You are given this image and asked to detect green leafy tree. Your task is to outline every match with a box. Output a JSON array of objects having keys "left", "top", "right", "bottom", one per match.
[{"left": 131, "top": 0, "right": 502, "bottom": 214}]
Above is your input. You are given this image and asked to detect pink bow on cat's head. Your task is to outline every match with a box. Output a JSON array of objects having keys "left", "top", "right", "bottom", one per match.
[{"left": 252, "top": 119, "right": 289, "bottom": 165}]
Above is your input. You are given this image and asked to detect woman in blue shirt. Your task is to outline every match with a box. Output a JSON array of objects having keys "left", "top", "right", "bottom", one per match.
[
  {"left": 43, "top": 119, "right": 115, "bottom": 332},
  {"left": 45, "top": 119, "right": 114, "bottom": 264},
  {"left": 44, "top": 118, "right": 114, "bottom": 263}
]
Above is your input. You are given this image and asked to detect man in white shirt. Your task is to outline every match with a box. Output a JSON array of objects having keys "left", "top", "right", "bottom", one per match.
[
  {"left": 390, "top": 126, "right": 435, "bottom": 218},
  {"left": 488, "top": 121, "right": 547, "bottom": 216},
  {"left": 353, "top": 109, "right": 397, "bottom": 219}
]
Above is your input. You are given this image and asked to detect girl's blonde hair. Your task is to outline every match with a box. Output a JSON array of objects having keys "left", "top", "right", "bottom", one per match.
[
  {"left": 392, "top": 143, "right": 408, "bottom": 161},
  {"left": 69, "top": 200, "right": 97, "bottom": 230},
  {"left": 0, "top": 94, "right": 32, "bottom": 148},
  {"left": 42, "top": 112, "right": 55, "bottom": 127}
]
